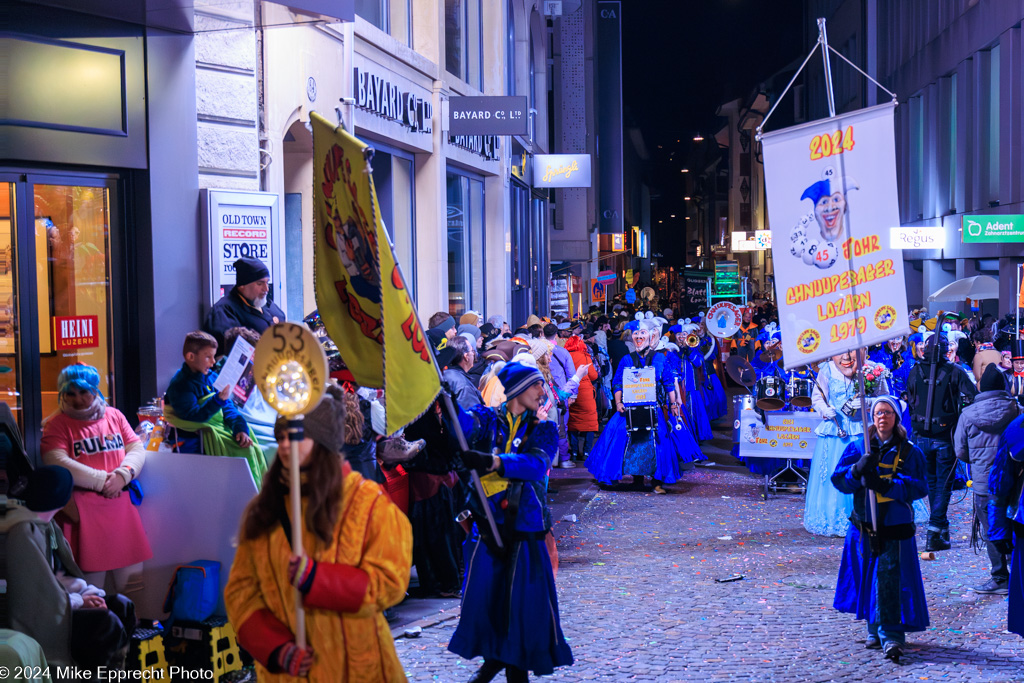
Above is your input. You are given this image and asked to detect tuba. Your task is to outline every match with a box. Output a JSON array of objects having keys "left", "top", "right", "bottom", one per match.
[{"left": 685, "top": 333, "right": 700, "bottom": 348}]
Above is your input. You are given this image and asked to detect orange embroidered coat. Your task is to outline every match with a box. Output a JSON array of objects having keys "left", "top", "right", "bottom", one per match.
[{"left": 225, "top": 470, "right": 412, "bottom": 682}]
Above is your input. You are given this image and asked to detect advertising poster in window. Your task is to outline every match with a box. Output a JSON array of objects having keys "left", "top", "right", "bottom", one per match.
[
  {"left": 761, "top": 103, "right": 909, "bottom": 369},
  {"left": 202, "top": 190, "right": 280, "bottom": 306}
]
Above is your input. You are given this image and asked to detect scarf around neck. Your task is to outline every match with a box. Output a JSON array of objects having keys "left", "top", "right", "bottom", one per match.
[{"left": 61, "top": 394, "right": 107, "bottom": 422}]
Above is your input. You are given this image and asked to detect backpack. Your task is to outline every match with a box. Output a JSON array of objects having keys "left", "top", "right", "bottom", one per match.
[
  {"left": 908, "top": 360, "right": 960, "bottom": 437},
  {"left": 162, "top": 560, "right": 220, "bottom": 624}
]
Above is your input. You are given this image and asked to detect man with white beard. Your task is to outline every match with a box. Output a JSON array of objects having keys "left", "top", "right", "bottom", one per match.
[{"left": 204, "top": 257, "right": 286, "bottom": 349}]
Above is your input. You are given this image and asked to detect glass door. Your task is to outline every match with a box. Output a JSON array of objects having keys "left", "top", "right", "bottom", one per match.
[{"left": 0, "top": 182, "right": 23, "bottom": 430}]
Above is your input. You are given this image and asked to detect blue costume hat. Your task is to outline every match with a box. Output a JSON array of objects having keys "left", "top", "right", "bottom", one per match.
[
  {"left": 668, "top": 324, "right": 683, "bottom": 334},
  {"left": 57, "top": 363, "right": 105, "bottom": 401},
  {"left": 800, "top": 179, "right": 833, "bottom": 205},
  {"left": 871, "top": 395, "right": 905, "bottom": 424},
  {"left": 497, "top": 361, "right": 544, "bottom": 400},
  {"left": 624, "top": 321, "right": 640, "bottom": 332},
  {"left": 757, "top": 322, "right": 782, "bottom": 345}
]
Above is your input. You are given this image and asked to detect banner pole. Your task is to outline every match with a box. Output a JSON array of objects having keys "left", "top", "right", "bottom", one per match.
[
  {"left": 1017, "top": 263, "right": 1020, "bottom": 337},
  {"left": 287, "top": 418, "right": 306, "bottom": 649},
  {"left": 818, "top": 18, "right": 837, "bottom": 118},
  {"left": 856, "top": 348, "right": 878, "bottom": 534}
]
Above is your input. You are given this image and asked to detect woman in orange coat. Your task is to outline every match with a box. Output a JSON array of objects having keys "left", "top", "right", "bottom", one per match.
[
  {"left": 565, "top": 336, "right": 599, "bottom": 463},
  {"left": 225, "top": 385, "right": 412, "bottom": 681}
]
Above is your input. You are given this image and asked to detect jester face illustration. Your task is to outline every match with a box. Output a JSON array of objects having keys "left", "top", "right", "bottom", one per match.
[{"left": 332, "top": 210, "right": 381, "bottom": 304}]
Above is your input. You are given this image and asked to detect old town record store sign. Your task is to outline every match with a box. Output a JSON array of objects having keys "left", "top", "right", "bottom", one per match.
[{"left": 352, "top": 67, "right": 432, "bottom": 133}]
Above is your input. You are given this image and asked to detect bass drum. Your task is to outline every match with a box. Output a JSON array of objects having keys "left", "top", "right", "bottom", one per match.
[
  {"left": 756, "top": 375, "right": 786, "bottom": 411},
  {"left": 788, "top": 378, "right": 813, "bottom": 408},
  {"left": 732, "top": 394, "right": 756, "bottom": 442}
]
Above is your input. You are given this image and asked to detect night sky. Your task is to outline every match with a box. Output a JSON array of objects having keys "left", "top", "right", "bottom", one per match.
[{"left": 622, "top": 0, "right": 805, "bottom": 144}]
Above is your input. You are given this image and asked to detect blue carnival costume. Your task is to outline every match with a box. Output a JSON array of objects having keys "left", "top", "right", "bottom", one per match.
[
  {"left": 588, "top": 341, "right": 704, "bottom": 486},
  {"left": 447, "top": 363, "right": 573, "bottom": 678},
  {"left": 696, "top": 332, "right": 728, "bottom": 420},
  {"left": 990, "top": 414, "right": 1024, "bottom": 637},
  {"left": 831, "top": 397, "right": 929, "bottom": 660},
  {"left": 664, "top": 339, "right": 713, "bottom": 442}
]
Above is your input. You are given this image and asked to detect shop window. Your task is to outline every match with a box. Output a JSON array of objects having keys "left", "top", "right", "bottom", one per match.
[
  {"left": 35, "top": 184, "right": 115, "bottom": 418},
  {"left": 446, "top": 172, "right": 484, "bottom": 316},
  {"left": 356, "top": 0, "right": 411, "bottom": 45},
  {"left": 445, "top": 0, "right": 482, "bottom": 88},
  {"left": 988, "top": 44, "right": 999, "bottom": 203},
  {"left": 371, "top": 150, "right": 416, "bottom": 297}
]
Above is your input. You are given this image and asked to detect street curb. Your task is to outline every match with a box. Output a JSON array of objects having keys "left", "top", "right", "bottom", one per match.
[{"left": 390, "top": 606, "right": 461, "bottom": 639}]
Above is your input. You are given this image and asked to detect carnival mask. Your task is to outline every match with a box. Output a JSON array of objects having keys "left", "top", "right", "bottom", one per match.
[
  {"left": 632, "top": 328, "right": 651, "bottom": 351},
  {"left": 832, "top": 350, "right": 860, "bottom": 378},
  {"left": 887, "top": 338, "right": 904, "bottom": 353}
]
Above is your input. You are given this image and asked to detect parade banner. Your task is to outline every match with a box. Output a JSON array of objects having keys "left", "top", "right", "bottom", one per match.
[
  {"left": 762, "top": 103, "right": 909, "bottom": 369},
  {"left": 311, "top": 112, "right": 440, "bottom": 435},
  {"left": 622, "top": 366, "right": 656, "bottom": 405}
]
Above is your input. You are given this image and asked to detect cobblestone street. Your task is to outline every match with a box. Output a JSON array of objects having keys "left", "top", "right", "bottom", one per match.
[{"left": 395, "top": 443, "right": 1024, "bottom": 682}]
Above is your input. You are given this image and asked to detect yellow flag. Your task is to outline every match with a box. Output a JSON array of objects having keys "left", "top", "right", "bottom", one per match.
[{"left": 311, "top": 112, "right": 440, "bottom": 435}]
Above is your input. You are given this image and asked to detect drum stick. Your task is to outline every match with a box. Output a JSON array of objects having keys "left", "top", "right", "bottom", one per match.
[{"left": 809, "top": 370, "right": 848, "bottom": 438}]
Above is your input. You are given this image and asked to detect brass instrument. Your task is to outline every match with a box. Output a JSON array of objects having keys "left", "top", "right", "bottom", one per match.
[{"left": 685, "top": 333, "right": 700, "bottom": 348}]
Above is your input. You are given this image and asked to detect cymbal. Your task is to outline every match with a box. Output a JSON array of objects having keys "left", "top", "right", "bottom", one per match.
[
  {"left": 725, "top": 356, "right": 757, "bottom": 388},
  {"left": 758, "top": 349, "right": 782, "bottom": 364}
]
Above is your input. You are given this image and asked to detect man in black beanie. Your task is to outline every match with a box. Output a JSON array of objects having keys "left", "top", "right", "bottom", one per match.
[
  {"left": 204, "top": 257, "right": 286, "bottom": 349},
  {"left": 955, "top": 364, "right": 1022, "bottom": 594}
]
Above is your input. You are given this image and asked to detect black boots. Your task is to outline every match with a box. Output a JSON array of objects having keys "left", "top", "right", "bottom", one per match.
[
  {"left": 467, "top": 661, "right": 529, "bottom": 683},
  {"left": 467, "top": 660, "right": 504, "bottom": 683},
  {"left": 925, "top": 529, "right": 951, "bottom": 552}
]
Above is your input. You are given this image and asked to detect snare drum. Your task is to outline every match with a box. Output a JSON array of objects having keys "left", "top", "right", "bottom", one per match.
[
  {"left": 756, "top": 375, "right": 786, "bottom": 411},
  {"left": 787, "top": 378, "right": 813, "bottom": 407}
]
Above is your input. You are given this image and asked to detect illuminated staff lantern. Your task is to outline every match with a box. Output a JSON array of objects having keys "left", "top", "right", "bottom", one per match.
[{"left": 253, "top": 322, "right": 329, "bottom": 649}]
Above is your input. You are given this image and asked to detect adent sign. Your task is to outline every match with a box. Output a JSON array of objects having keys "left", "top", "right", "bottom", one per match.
[
  {"left": 449, "top": 96, "right": 528, "bottom": 136},
  {"left": 962, "top": 215, "right": 1024, "bottom": 243},
  {"left": 533, "top": 154, "right": 592, "bottom": 188}
]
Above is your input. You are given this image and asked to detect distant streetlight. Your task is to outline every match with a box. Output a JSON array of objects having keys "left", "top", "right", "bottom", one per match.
[
  {"left": 658, "top": 220, "right": 663, "bottom": 224},
  {"left": 685, "top": 217, "right": 691, "bottom": 220},
  {"left": 683, "top": 196, "right": 691, "bottom": 201},
  {"left": 693, "top": 134, "right": 704, "bottom": 142},
  {"left": 680, "top": 168, "right": 689, "bottom": 173},
  {"left": 670, "top": 214, "right": 676, "bottom": 218}
]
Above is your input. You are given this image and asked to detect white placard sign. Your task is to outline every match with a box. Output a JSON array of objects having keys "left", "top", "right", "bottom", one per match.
[
  {"left": 890, "top": 226, "right": 945, "bottom": 250},
  {"left": 622, "top": 366, "right": 657, "bottom": 405},
  {"left": 202, "top": 189, "right": 281, "bottom": 306},
  {"left": 762, "top": 103, "right": 909, "bottom": 369}
]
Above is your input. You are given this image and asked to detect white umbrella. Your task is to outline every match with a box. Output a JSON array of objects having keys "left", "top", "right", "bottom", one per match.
[{"left": 927, "top": 275, "right": 999, "bottom": 302}]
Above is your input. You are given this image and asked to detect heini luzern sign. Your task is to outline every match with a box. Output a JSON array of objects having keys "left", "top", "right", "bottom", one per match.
[
  {"left": 890, "top": 227, "right": 945, "bottom": 249},
  {"left": 961, "top": 215, "right": 1024, "bottom": 243}
]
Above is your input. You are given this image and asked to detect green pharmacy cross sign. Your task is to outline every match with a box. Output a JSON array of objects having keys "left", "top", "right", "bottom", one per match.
[{"left": 962, "top": 215, "right": 1024, "bottom": 243}]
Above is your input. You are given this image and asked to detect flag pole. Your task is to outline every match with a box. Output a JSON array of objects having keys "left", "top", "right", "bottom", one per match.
[{"left": 362, "top": 152, "right": 504, "bottom": 551}]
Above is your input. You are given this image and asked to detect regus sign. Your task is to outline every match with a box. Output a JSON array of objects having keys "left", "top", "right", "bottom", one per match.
[
  {"left": 533, "top": 154, "right": 592, "bottom": 188},
  {"left": 890, "top": 227, "right": 945, "bottom": 249}
]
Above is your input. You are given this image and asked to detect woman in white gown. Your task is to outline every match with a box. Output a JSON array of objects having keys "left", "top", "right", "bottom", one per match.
[{"left": 806, "top": 351, "right": 881, "bottom": 536}]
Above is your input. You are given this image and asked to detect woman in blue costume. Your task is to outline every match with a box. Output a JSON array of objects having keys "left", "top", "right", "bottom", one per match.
[
  {"left": 695, "top": 315, "right": 728, "bottom": 420},
  {"left": 663, "top": 325, "right": 713, "bottom": 442},
  {"left": 587, "top": 319, "right": 703, "bottom": 494},
  {"left": 870, "top": 336, "right": 915, "bottom": 433},
  {"left": 447, "top": 362, "right": 573, "bottom": 682},
  {"left": 831, "top": 396, "right": 929, "bottom": 663},
  {"left": 806, "top": 350, "right": 879, "bottom": 536}
]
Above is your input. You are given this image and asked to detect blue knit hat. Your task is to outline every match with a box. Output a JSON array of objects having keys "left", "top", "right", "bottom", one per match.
[
  {"left": 497, "top": 361, "right": 544, "bottom": 400},
  {"left": 871, "top": 395, "right": 905, "bottom": 423},
  {"left": 57, "top": 364, "right": 105, "bottom": 401}
]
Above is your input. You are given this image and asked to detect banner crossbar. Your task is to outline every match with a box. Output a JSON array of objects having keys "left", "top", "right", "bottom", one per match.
[{"left": 757, "top": 19, "right": 898, "bottom": 141}]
